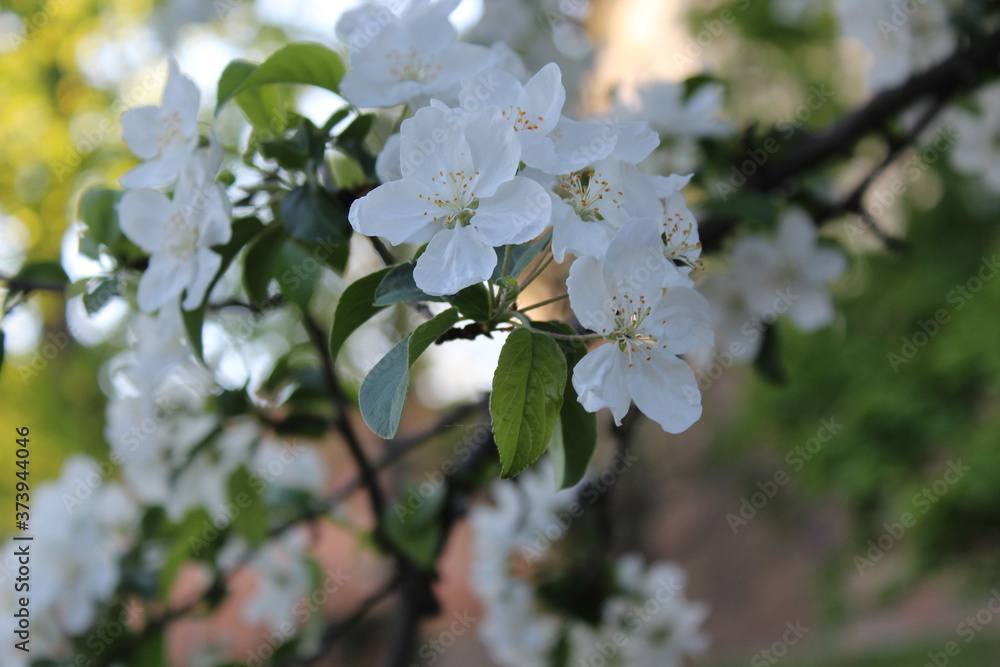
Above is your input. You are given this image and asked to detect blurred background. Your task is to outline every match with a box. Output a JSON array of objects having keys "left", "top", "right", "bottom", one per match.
[{"left": 2, "top": 0, "right": 1000, "bottom": 665}]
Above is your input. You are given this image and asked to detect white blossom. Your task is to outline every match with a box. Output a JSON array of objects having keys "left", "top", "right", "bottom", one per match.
[
  {"left": 119, "top": 140, "right": 232, "bottom": 312},
  {"left": 120, "top": 57, "right": 201, "bottom": 188},
  {"left": 568, "top": 218, "right": 713, "bottom": 433},
  {"left": 350, "top": 104, "right": 551, "bottom": 295},
  {"left": 32, "top": 456, "right": 137, "bottom": 635},
  {"left": 337, "top": 0, "right": 493, "bottom": 108}
]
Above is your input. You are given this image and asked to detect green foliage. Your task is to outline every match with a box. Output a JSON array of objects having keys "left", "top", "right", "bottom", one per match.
[
  {"left": 716, "top": 174, "right": 1000, "bottom": 583},
  {"left": 279, "top": 182, "right": 351, "bottom": 244},
  {"left": 328, "top": 266, "right": 394, "bottom": 360},
  {"left": 374, "top": 263, "right": 447, "bottom": 306},
  {"left": 491, "top": 327, "right": 568, "bottom": 478},
  {"left": 216, "top": 43, "right": 347, "bottom": 115},
  {"left": 359, "top": 308, "right": 462, "bottom": 438},
  {"left": 383, "top": 483, "right": 446, "bottom": 567}
]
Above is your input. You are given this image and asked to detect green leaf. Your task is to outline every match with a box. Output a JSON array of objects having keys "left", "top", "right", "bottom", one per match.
[
  {"left": 242, "top": 223, "right": 288, "bottom": 307},
  {"left": 491, "top": 328, "right": 567, "bottom": 478},
  {"left": 216, "top": 43, "right": 347, "bottom": 114},
  {"left": 0, "top": 330, "right": 5, "bottom": 379},
  {"left": 550, "top": 381, "right": 597, "bottom": 489},
  {"left": 328, "top": 266, "right": 394, "bottom": 360},
  {"left": 335, "top": 113, "right": 377, "bottom": 177},
  {"left": 382, "top": 483, "right": 446, "bottom": 568},
  {"left": 533, "top": 322, "right": 595, "bottom": 489},
  {"left": 359, "top": 308, "right": 461, "bottom": 438},
  {"left": 449, "top": 282, "right": 492, "bottom": 322},
  {"left": 280, "top": 183, "right": 351, "bottom": 244},
  {"left": 228, "top": 468, "right": 267, "bottom": 547},
  {"left": 82, "top": 276, "right": 123, "bottom": 316},
  {"left": 492, "top": 233, "right": 552, "bottom": 281},
  {"left": 78, "top": 187, "right": 124, "bottom": 259},
  {"left": 374, "top": 263, "right": 447, "bottom": 306},
  {"left": 219, "top": 58, "right": 286, "bottom": 132}
]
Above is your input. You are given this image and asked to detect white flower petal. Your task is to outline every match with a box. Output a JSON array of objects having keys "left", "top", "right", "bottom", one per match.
[
  {"left": 650, "top": 287, "right": 715, "bottom": 354},
  {"left": 182, "top": 247, "right": 222, "bottom": 311},
  {"left": 118, "top": 188, "right": 172, "bottom": 252},
  {"left": 464, "top": 107, "right": 520, "bottom": 197},
  {"left": 120, "top": 106, "right": 165, "bottom": 160},
  {"left": 414, "top": 226, "right": 497, "bottom": 296},
  {"left": 626, "top": 353, "right": 701, "bottom": 433},
  {"left": 137, "top": 253, "right": 194, "bottom": 313},
  {"left": 348, "top": 178, "right": 441, "bottom": 245},
  {"left": 567, "top": 255, "right": 614, "bottom": 334},
  {"left": 473, "top": 177, "right": 551, "bottom": 246},
  {"left": 163, "top": 56, "right": 201, "bottom": 136},
  {"left": 572, "top": 344, "right": 631, "bottom": 425}
]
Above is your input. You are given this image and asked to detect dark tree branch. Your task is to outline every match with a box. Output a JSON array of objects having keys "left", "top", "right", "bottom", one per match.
[
  {"left": 701, "top": 27, "right": 1000, "bottom": 250},
  {"left": 303, "top": 313, "right": 388, "bottom": 539}
]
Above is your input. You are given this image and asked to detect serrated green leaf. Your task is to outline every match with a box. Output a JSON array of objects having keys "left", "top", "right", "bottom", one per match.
[
  {"left": 550, "top": 380, "right": 597, "bottom": 489},
  {"left": 359, "top": 308, "right": 461, "bottom": 438},
  {"left": 533, "top": 322, "right": 595, "bottom": 488},
  {"left": 373, "top": 263, "right": 447, "bottom": 306},
  {"left": 216, "top": 43, "right": 346, "bottom": 115},
  {"left": 329, "top": 266, "right": 393, "bottom": 360},
  {"left": 491, "top": 328, "right": 567, "bottom": 478}
]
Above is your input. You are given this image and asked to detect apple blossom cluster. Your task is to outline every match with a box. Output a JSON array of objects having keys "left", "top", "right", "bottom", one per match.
[
  {"left": 469, "top": 464, "right": 708, "bottom": 667},
  {"left": 118, "top": 58, "right": 232, "bottom": 313},
  {"left": 344, "top": 0, "right": 715, "bottom": 432},
  {"left": 698, "top": 208, "right": 847, "bottom": 363}
]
